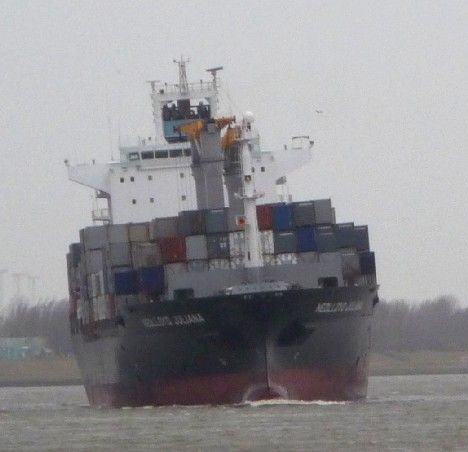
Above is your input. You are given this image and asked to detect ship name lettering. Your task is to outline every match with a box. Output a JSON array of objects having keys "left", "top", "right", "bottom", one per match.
[
  {"left": 316, "top": 301, "right": 363, "bottom": 313},
  {"left": 142, "top": 313, "right": 205, "bottom": 328}
]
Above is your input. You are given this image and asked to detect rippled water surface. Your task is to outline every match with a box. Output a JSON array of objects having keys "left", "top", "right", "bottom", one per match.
[{"left": 1, "top": 375, "right": 468, "bottom": 451}]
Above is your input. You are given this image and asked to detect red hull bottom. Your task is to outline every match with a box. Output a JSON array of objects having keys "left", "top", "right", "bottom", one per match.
[{"left": 85, "top": 364, "right": 369, "bottom": 407}]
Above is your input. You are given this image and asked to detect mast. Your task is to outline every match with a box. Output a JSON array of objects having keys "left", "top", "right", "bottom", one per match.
[
  {"left": 238, "top": 112, "right": 263, "bottom": 268},
  {"left": 174, "top": 56, "right": 190, "bottom": 94},
  {"left": 206, "top": 66, "right": 223, "bottom": 117}
]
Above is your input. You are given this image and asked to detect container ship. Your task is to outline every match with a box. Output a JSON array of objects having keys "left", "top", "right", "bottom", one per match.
[{"left": 66, "top": 59, "right": 378, "bottom": 407}]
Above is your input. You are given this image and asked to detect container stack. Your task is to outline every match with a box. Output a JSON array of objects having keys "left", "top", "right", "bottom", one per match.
[
  {"left": 255, "top": 199, "right": 375, "bottom": 286},
  {"left": 68, "top": 199, "right": 376, "bottom": 325}
]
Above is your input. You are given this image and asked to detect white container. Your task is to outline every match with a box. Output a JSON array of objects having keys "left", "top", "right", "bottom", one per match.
[
  {"left": 186, "top": 235, "right": 208, "bottom": 260},
  {"left": 229, "top": 231, "right": 245, "bottom": 257},
  {"left": 260, "top": 230, "right": 274, "bottom": 255},
  {"left": 165, "top": 262, "right": 188, "bottom": 276},
  {"left": 263, "top": 255, "right": 277, "bottom": 266},
  {"left": 209, "top": 259, "right": 231, "bottom": 270},
  {"left": 276, "top": 253, "right": 298, "bottom": 265},
  {"left": 230, "top": 257, "right": 244, "bottom": 269},
  {"left": 187, "top": 260, "right": 209, "bottom": 272},
  {"left": 341, "top": 252, "right": 360, "bottom": 278}
]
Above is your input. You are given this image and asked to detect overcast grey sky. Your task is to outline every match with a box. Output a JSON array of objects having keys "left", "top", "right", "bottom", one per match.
[{"left": 1, "top": 0, "right": 467, "bottom": 303}]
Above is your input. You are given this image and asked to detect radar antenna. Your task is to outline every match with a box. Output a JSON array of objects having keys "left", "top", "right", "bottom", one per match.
[
  {"left": 146, "top": 80, "right": 160, "bottom": 93},
  {"left": 173, "top": 56, "right": 190, "bottom": 94},
  {"left": 206, "top": 66, "right": 223, "bottom": 91}
]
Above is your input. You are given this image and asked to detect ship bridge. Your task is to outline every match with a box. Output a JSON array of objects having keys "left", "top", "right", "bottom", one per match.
[{"left": 66, "top": 59, "right": 314, "bottom": 225}]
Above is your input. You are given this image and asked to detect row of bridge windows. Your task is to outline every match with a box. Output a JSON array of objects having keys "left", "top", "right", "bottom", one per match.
[
  {"left": 119, "top": 173, "right": 185, "bottom": 183},
  {"left": 128, "top": 148, "right": 191, "bottom": 161}
]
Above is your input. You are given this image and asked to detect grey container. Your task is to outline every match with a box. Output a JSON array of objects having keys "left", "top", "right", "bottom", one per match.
[
  {"left": 186, "top": 235, "right": 208, "bottom": 260},
  {"left": 106, "top": 242, "right": 131, "bottom": 267},
  {"left": 69, "top": 243, "right": 82, "bottom": 267},
  {"left": 178, "top": 210, "right": 205, "bottom": 236},
  {"left": 129, "top": 223, "right": 150, "bottom": 242},
  {"left": 297, "top": 251, "right": 319, "bottom": 263},
  {"left": 274, "top": 231, "right": 297, "bottom": 254},
  {"left": 316, "top": 231, "right": 338, "bottom": 252},
  {"left": 81, "top": 226, "right": 107, "bottom": 250},
  {"left": 205, "top": 208, "right": 228, "bottom": 234},
  {"left": 334, "top": 223, "right": 355, "bottom": 248},
  {"left": 85, "top": 249, "right": 104, "bottom": 274},
  {"left": 354, "top": 225, "right": 370, "bottom": 251},
  {"left": 314, "top": 199, "right": 333, "bottom": 224},
  {"left": 207, "top": 234, "right": 230, "bottom": 259},
  {"left": 293, "top": 201, "right": 316, "bottom": 226},
  {"left": 108, "top": 224, "right": 129, "bottom": 243},
  {"left": 132, "top": 242, "right": 163, "bottom": 268},
  {"left": 150, "top": 216, "right": 179, "bottom": 239}
]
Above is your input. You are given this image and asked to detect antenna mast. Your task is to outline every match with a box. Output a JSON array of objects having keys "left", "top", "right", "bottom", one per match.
[{"left": 174, "top": 56, "right": 190, "bottom": 94}]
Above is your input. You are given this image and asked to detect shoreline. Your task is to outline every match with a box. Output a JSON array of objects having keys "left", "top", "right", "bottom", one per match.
[{"left": 1, "top": 352, "right": 468, "bottom": 387}]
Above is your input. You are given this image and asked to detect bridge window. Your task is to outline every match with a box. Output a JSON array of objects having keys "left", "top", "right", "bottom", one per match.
[
  {"left": 181, "top": 195, "right": 186, "bottom": 201},
  {"left": 132, "top": 199, "right": 137, "bottom": 205},
  {"left": 148, "top": 175, "right": 153, "bottom": 181},
  {"left": 141, "top": 151, "right": 155, "bottom": 160},
  {"left": 261, "top": 166, "right": 265, "bottom": 172},
  {"left": 180, "top": 172, "right": 184, "bottom": 178},
  {"left": 128, "top": 152, "right": 140, "bottom": 161},
  {"left": 170, "top": 149, "right": 183, "bottom": 158},
  {"left": 150, "top": 198, "right": 154, "bottom": 203},
  {"left": 155, "top": 150, "right": 169, "bottom": 159},
  {"left": 120, "top": 177, "right": 124, "bottom": 183},
  {"left": 130, "top": 176, "right": 135, "bottom": 182}
]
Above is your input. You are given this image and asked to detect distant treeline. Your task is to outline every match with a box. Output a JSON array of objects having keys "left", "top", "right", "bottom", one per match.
[
  {"left": 373, "top": 296, "right": 468, "bottom": 352},
  {"left": 1, "top": 296, "right": 468, "bottom": 356},
  {"left": 0, "top": 299, "right": 72, "bottom": 355}
]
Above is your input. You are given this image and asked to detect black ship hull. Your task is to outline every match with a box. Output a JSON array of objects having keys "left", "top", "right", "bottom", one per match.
[{"left": 72, "top": 286, "right": 377, "bottom": 407}]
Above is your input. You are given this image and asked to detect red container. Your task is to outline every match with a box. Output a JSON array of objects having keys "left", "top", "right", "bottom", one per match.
[
  {"left": 159, "top": 236, "right": 187, "bottom": 263},
  {"left": 108, "top": 295, "right": 116, "bottom": 319},
  {"left": 256, "top": 205, "right": 273, "bottom": 230}
]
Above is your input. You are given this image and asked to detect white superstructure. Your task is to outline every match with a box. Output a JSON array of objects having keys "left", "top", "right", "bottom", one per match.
[{"left": 66, "top": 60, "right": 313, "bottom": 224}]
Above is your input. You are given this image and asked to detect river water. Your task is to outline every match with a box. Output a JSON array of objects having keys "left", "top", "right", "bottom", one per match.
[{"left": 1, "top": 374, "right": 467, "bottom": 451}]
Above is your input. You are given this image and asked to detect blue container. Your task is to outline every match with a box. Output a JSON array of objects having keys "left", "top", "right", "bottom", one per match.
[
  {"left": 139, "top": 266, "right": 165, "bottom": 294},
  {"left": 272, "top": 203, "right": 294, "bottom": 231},
  {"left": 296, "top": 226, "right": 317, "bottom": 252},
  {"left": 114, "top": 270, "right": 138, "bottom": 295},
  {"left": 205, "top": 208, "right": 228, "bottom": 234},
  {"left": 359, "top": 251, "right": 376, "bottom": 275}
]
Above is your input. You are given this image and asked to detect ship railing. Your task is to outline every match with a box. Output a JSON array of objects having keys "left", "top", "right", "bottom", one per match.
[
  {"left": 157, "top": 80, "right": 216, "bottom": 95},
  {"left": 92, "top": 208, "right": 110, "bottom": 222}
]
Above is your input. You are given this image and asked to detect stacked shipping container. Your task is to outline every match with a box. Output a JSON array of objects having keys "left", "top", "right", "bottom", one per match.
[{"left": 67, "top": 200, "right": 375, "bottom": 325}]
